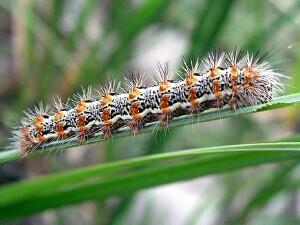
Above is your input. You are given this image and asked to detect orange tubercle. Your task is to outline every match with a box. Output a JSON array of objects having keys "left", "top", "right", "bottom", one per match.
[
  {"left": 230, "top": 64, "right": 238, "bottom": 77},
  {"left": 76, "top": 101, "right": 87, "bottom": 113},
  {"left": 187, "top": 87, "right": 197, "bottom": 103},
  {"left": 210, "top": 67, "right": 219, "bottom": 78},
  {"left": 185, "top": 73, "right": 197, "bottom": 86},
  {"left": 243, "top": 67, "right": 254, "bottom": 87},
  {"left": 212, "top": 80, "right": 221, "bottom": 97},
  {"left": 77, "top": 115, "right": 88, "bottom": 131},
  {"left": 55, "top": 122, "right": 65, "bottom": 137},
  {"left": 37, "top": 134, "right": 46, "bottom": 142},
  {"left": 101, "top": 108, "right": 112, "bottom": 125},
  {"left": 132, "top": 114, "right": 142, "bottom": 120},
  {"left": 129, "top": 101, "right": 141, "bottom": 120},
  {"left": 33, "top": 115, "right": 44, "bottom": 132},
  {"left": 101, "top": 95, "right": 112, "bottom": 106},
  {"left": 230, "top": 69, "right": 239, "bottom": 94},
  {"left": 54, "top": 111, "right": 65, "bottom": 121},
  {"left": 212, "top": 80, "right": 222, "bottom": 107},
  {"left": 128, "top": 87, "right": 140, "bottom": 100},
  {"left": 159, "top": 80, "right": 170, "bottom": 92},
  {"left": 244, "top": 66, "right": 259, "bottom": 80},
  {"left": 162, "top": 108, "right": 171, "bottom": 113},
  {"left": 160, "top": 95, "right": 170, "bottom": 111}
]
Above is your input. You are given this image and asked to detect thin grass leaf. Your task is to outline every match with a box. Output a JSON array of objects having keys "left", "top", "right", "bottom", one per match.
[{"left": 0, "top": 142, "right": 300, "bottom": 222}]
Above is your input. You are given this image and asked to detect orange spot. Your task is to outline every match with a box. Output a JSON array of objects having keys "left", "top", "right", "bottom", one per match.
[
  {"left": 162, "top": 108, "right": 171, "bottom": 113},
  {"left": 159, "top": 80, "right": 170, "bottom": 92},
  {"left": 80, "top": 127, "right": 87, "bottom": 132},
  {"left": 129, "top": 102, "right": 141, "bottom": 120},
  {"left": 212, "top": 80, "right": 222, "bottom": 98},
  {"left": 128, "top": 87, "right": 140, "bottom": 100},
  {"left": 244, "top": 66, "right": 252, "bottom": 81},
  {"left": 212, "top": 80, "right": 223, "bottom": 108},
  {"left": 133, "top": 114, "right": 142, "bottom": 120},
  {"left": 55, "top": 122, "right": 65, "bottom": 137},
  {"left": 231, "top": 73, "right": 238, "bottom": 82},
  {"left": 244, "top": 66, "right": 259, "bottom": 81},
  {"left": 243, "top": 67, "right": 255, "bottom": 87},
  {"left": 160, "top": 95, "right": 171, "bottom": 113},
  {"left": 76, "top": 101, "right": 86, "bottom": 113},
  {"left": 101, "top": 108, "right": 112, "bottom": 125},
  {"left": 210, "top": 67, "right": 219, "bottom": 77},
  {"left": 77, "top": 115, "right": 87, "bottom": 131},
  {"left": 101, "top": 95, "right": 112, "bottom": 106},
  {"left": 187, "top": 87, "right": 198, "bottom": 105},
  {"left": 77, "top": 115, "right": 86, "bottom": 127},
  {"left": 33, "top": 115, "right": 44, "bottom": 132},
  {"left": 230, "top": 64, "right": 238, "bottom": 77},
  {"left": 54, "top": 111, "right": 65, "bottom": 121},
  {"left": 230, "top": 68, "right": 240, "bottom": 94},
  {"left": 185, "top": 73, "right": 197, "bottom": 86},
  {"left": 245, "top": 66, "right": 253, "bottom": 74},
  {"left": 37, "top": 134, "right": 46, "bottom": 142}
]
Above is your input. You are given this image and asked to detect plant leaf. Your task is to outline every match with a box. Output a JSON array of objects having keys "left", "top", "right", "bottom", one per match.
[{"left": 0, "top": 142, "right": 300, "bottom": 222}]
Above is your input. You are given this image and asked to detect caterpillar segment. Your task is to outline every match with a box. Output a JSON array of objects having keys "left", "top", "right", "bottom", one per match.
[{"left": 126, "top": 74, "right": 148, "bottom": 134}]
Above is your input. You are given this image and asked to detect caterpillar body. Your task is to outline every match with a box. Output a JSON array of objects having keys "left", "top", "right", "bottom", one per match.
[{"left": 12, "top": 49, "right": 285, "bottom": 154}]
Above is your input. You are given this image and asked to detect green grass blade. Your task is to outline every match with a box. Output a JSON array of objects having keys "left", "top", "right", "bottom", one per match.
[{"left": 0, "top": 142, "right": 300, "bottom": 222}]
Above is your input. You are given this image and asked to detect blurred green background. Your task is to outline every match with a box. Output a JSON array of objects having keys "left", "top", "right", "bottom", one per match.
[{"left": 1, "top": 0, "right": 300, "bottom": 224}]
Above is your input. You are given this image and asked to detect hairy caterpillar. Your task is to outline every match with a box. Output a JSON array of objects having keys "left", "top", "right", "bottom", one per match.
[{"left": 12, "top": 49, "right": 285, "bottom": 154}]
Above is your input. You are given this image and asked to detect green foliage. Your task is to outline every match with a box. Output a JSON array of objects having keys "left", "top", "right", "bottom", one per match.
[{"left": 0, "top": 142, "right": 300, "bottom": 223}]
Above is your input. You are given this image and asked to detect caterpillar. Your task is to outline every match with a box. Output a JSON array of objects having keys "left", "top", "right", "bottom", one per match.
[{"left": 12, "top": 49, "right": 285, "bottom": 154}]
